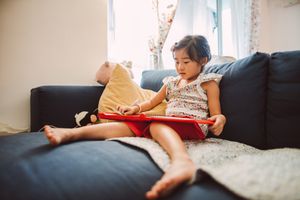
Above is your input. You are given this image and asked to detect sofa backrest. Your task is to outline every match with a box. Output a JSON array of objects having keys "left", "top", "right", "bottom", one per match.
[
  {"left": 31, "top": 86, "right": 104, "bottom": 131},
  {"left": 267, "top": 50, "right": 300, "bottom": 149},
  {"left": 140, "top": 53, "right": 270, "bottom": 149},
  {"left": 141, "top": 69, "right": 177, "bottom": 92},
  {"left": 205, "top": 53, "right": 269, "bottom": 149}
]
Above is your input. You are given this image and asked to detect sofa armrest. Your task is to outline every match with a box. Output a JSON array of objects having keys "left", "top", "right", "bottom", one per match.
[{"left": 30, "top": 85, "right": 105, "bottom": 131}]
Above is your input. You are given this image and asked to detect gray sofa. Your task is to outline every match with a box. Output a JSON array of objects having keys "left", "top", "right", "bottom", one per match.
[{"left": 0, "top": 51, "right": 299, "bottom": 200}]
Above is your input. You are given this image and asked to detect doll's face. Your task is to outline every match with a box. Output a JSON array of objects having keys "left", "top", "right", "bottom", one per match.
[
  {"left": 95, "top": 61, "right": 134, "bottom": 85},
  {"left": 95, "top": 61, "right": 116, "bottom": 85},
  {"left": 90, "top": 114, "right": 98, "bottom": 123}
]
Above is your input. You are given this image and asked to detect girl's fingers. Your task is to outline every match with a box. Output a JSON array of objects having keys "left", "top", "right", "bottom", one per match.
[
  {"left": 208, "top": 122, "right": 223, "bottom": 136},
  {"left": 116, "top": 105, "right": 136, "bottom": 115},
  {"left": 123, "top": 107, "right": 134, "bottom": 115},
  {"left": 116, "top": 106, "right": 126, "bottom": 114},
  {"left": 208, "top": 115, "right": 226, "bottom": 136}
]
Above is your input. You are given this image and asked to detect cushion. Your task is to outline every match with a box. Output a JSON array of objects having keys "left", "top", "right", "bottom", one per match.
[
  {"left": 0, "top": 132, "right": 240, "bottom": 200},
  {"left": 98, "top": 64, "right": 166, "bottom": 122},
  {"left": 205, "top": 52, "right": 269, "bottom": 149},
  {"left": 141, "top": 55, "right": 236, "bottom": 92},
  {"left": 95, "top": 61, "right": 134, "bottom": 85},
  {"left": 205, "top": 55, "right": 236, "bottom": 68},
  {"left": 141, "top": 69, "right": 177, "bottom": 92},
  {"left": 30, "top": 86, "right": 104, "bottom": 131},
  {"left": 267, "top": 50, "right": 300, "bottom": 148}
]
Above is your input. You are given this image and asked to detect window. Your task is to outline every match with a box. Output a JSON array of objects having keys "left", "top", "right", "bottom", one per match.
[
  {"left": 108, "top": 0, "right": 250, "bottom": 82},
  {"left": 161, "top": 0, "right": 219, "bottom": 68}
]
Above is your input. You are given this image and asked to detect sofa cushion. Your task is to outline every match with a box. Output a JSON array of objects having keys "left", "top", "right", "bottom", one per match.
[
  {"left": 205, "top": 52, "right": 269, "bottom": 149},
  {"left": 30, "top": 86, "right": 104, "bottom": 131},
  {"left": 141, "top": 69, "right": 177, "bottom": 92},
  {"left": 140, "top": 56, "right": 236, "bottom": 92},
  {"left": 267, "top": 50, "right": 300, "bottom": 148},
  {"left": 0, "top": 132, "right": 241, "bottom": 200}
]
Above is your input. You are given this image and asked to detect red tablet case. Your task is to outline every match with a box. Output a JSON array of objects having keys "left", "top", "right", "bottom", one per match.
[{"left": 98, "top": 112, "right": 214, "bottom": 140}]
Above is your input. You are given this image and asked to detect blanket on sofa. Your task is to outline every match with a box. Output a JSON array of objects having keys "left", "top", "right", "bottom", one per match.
[{"left": 109, "top": 137, "right": 300, "bottom": 200}]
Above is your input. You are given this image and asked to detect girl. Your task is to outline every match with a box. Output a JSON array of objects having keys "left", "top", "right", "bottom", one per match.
[{"left": 44, "top": 35, "right": 226, "bottom": 200}]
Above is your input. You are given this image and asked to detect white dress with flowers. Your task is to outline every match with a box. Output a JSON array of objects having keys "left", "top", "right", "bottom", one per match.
[{"left": 163, "top": 73, "right": 223, "bottom": 135}]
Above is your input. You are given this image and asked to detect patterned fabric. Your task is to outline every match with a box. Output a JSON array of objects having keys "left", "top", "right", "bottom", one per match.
[
  {"left": 246, "top": 0, "right": 260, "bottom": 55},
  {"left": 163, "top": 73, "right": 222, "bottom": 135},
  {"left": 231, "top": 0, "right": 261, "bottom": 58},
  {"left": 110, "top": 137, "right": 300, "bottom": 200},
  {"left": 148, "top": 0, "right": 178, "bottom": 69}
]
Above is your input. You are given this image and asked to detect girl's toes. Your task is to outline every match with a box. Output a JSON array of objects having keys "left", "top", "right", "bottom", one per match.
[{"left": 146, "top": 191, "right": 156, "bottom": 200}]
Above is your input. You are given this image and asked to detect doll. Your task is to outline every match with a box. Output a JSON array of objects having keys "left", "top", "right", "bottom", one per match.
[
  {"left": 95, "top": 60, "right": 133, "bottom": 85},
  {"left": 75, "top": 60, "right": 134, "bottom": 127},
  {"left": 74, "top": 109, "right": 99, "bottom": 127}
]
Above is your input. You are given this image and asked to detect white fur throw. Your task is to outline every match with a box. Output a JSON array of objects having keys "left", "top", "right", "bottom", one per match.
[{"left": 109, "top": 137, "right": 300, "bottom": 200}]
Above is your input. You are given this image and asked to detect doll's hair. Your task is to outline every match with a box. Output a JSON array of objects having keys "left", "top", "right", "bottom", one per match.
[{"left": 171, "top": 35, "right": 211, "bottom": 63}]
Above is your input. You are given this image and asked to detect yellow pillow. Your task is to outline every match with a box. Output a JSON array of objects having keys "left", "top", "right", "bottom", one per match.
[{"left": 98, "top": 64, "right": 166, "bottom": 123}]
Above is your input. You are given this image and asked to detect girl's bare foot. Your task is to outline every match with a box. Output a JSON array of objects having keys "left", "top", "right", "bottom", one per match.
[
  {"left": 44, "top": 125, "right": 75, "bottom": 145},
  {"left": 145, "top": 157, "right": 197, "bottom": 199}
]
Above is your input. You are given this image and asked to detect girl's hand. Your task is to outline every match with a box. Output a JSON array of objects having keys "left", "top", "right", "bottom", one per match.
[
  {"left": 116, "top": 105, "right": 139, "bottom": 115},
  {"left": 208, "top": 114, "right": 226, "bottom": 136}
]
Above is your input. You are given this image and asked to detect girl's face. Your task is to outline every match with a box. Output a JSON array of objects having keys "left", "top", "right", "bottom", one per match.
[{"left": 174, "top": 48, "right": 202, "bottom": 83}]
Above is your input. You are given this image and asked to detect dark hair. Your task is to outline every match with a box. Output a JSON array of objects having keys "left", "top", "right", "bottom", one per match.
[{"left": 172, "top": 35, "right": 211, "bottom": 63}]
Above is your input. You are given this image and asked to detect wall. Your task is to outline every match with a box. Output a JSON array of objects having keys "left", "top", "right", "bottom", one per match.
[
  {"left": 259, "top": 0, "right": 300, "bottom": 53},
  {"left": 0, "top": 0, "right": 107, "bottom": 133},
  {"left": 0, "top": 0, "right": 299, "bottom": 134}
]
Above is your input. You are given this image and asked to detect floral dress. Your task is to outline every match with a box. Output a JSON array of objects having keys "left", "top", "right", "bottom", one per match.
[{"left": 163, "top": 73, "right": 222, "bottom": 135}]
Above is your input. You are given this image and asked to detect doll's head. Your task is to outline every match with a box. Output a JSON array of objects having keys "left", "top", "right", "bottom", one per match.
[{"left": 95, "top": 61, "right": 134, "bottom": 85}]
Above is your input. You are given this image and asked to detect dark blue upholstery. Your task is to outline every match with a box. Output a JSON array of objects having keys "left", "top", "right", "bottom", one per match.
[
  {"left": 140, "top": 69, "right": 177, "bottom": 92},
  {"left": 0, "top": 133, "right": 241, "bottom": 200},
  {"left": 267, "top": 50, "right": 300, "bottom": 148},
  {"left": 30, "top": 86, "right": 105, "bottom": 131},
  {"left": 2, "top": 51, "right": 299, "bottom": 200},
  {"left": 205, "top": 52, "right": 269, "bottom": 149}
]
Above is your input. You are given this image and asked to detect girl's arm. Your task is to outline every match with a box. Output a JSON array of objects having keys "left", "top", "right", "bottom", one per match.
[
  {"left": 201, "top": 80, "right": 226, "bottom": 136},
  {"left": 117, "top": 85, "right": 167, "bottom": 115},
  {"left": 138, "top": 85, "right": 167, "bottom": 112}
]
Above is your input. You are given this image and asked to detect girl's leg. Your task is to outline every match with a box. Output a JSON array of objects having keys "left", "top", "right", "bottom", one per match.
[
  {"left": 145, "top": 122, "right": 196, "bottom": 200},
  {"left": 44, "top": 122, "right": 134, "bottom": 145}
]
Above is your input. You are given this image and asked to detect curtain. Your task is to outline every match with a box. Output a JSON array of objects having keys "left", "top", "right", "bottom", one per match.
[
  {"left": 148, "top": 0, "right": 178, "bottom": 69},
  {"left": 108, "top": 0, "right": 155, "bottom": 69},
  {"left": 192, "top": 0, "right": 218, "bottom": 55},
  {"left": 247, "top": 0, "right": 260, "bottom": 55},
  {"left": 107, "top": 0, "right": 261, "bottom": 78},
  {"left": 162, "top": 0, "right": 217, "bottom": 68},
  {"left": 230, "top": 0, "right": 260, "bottom": 58}
]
